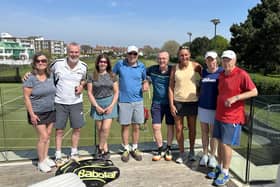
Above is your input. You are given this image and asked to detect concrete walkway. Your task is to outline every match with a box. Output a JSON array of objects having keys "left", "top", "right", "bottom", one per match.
[{"left": 0, "top": 152, "right": 239, "bottom": 187}]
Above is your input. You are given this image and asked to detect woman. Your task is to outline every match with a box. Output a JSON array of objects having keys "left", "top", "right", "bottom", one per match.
[
  {"left": 23, "top": 53, "right": 56, "bottom": 172},
  {"left": 169, "top": 46, "right": 202, "bottom": 163},
  {"left": 87, "top": 54, "right": 118, "bottom": 160},
  {"left": 198, "top": 51, "right": 223, "bottom": 168}
]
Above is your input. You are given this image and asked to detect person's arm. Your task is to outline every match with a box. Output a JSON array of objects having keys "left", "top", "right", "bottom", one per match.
[
  {"left": 105, "top": 81, "right": 119, "bottom": 114},
  {"left": 142, "top": 65, "right": 149, "bottom": 91},
  {"left": 225, "top": 88, "right": 258, "bottom": 107},
  {"left": 168, "top": 65, "right": 177, "bottom": 117},
  {"left": 87, "top": 82, "right": 105, "bottom": 114},
  {"left": 23, "top": 87, "right": 40, "bottom": 126}
]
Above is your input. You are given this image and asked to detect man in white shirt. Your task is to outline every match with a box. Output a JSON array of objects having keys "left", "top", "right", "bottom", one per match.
[{"left": 50, "top": 42, "right": 87, "bottom": 164}]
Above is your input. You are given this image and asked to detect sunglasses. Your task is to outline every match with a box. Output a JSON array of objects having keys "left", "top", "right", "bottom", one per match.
[
  {"left": 179, "top": 46, "right": 189, "bottom": 50},
  {"left": 128, "top": 52, "right": 138, "bottom": 56},
  {"left": 98, "top": 60, "right": 108, "bottom": 64},
  {"left": 35, "top": 59, "right": 47, "bottom": 63}
]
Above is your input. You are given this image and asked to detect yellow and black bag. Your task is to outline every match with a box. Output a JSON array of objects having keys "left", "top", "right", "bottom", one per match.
[{"left": 55, "top": 158, "right": 120, "bottom": 187}]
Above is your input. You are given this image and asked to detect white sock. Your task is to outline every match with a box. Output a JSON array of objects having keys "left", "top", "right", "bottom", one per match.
[
  {"left": 71, "top": 147, "right": 78, "bottom": 155},
  {"left": 222, "top": 168, "right": 229, "bottom": 176},
  {"left": 132, "top": 144, "right": 138, "bottom": 150},
  {"left": 122, "top": 144, "right": 130, "bottom": 151},
  {"left": 55, "top": 150, "right": 61, "bottom": 159}
]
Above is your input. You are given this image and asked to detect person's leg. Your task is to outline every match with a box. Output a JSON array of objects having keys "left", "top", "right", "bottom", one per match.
[
  {"left": 200, "top": 122, "right": 209, "bottom": 155},
  {"left": 44, "top": 123, "right": 54, "bottom": 159},
  {"left": 153, "top": 124, "right": 162, "bottom": 147},
  {"left": 174, "top": 116, "right": 184, "bottom": 153},
  {"left": 132, "top": 123, "right": 140, "bottom": 145},
  {"left": 100, "top": 119, "right": 112, "bottom": 152},
  {"left": 95, "top": 120, "right": 102, "bottom": 149},
  {"left": 71, "top": 128, "right": 81, "bottom": 151},
  {"left": 209, "top": 124, "right": 218, "bottom": 156},
  {"left": 69, "top": 103, "right": 85, "bottom": 156},
  {"left": 187, "top": 115, "right": 197, "bottom": 151},
  {"left": 54, "top": 103, "right": 68, "bottom": 159},
  {"left": 166, "top": 125, "right": 174, "bottom": 147},
  {"left": 36, "top": 124, "right": 49, "bottom": 162}
]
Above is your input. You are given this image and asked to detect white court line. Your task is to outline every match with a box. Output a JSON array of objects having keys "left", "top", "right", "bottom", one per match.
[
  {"left": 0, "top": 95, "right": 23, "bottom": 107},
  {"left": 0, "top": 86, "right": 22, "bottom": 94}
]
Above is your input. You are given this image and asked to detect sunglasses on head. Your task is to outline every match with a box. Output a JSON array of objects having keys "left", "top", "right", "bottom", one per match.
[
  {"left": 128, "top": 52, "right": 138, "bottom": 56},
  {"left": 179, "top": 46, "right": 189, "bottom": 50},
  {"left": 35, "top": 59, "right": 47, "bottom": 63}
]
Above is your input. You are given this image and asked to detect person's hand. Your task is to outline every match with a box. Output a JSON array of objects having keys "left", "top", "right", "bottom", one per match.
[
  {"left": 225, "top": 95, "right": 239, "bottom": 107},
  {"left": 104, "top": 105, "right": 113, "bottom": 114},
  {"left": 95, "top": 105, "right": 105, "bottom": 114},
  {"left": 22, "top": 72, "right": 31, "bottom": 82},
  {"left": 142, "top": 81, "right": 149, "bottom": 92},
  {"left": 75, "top": 85, "right": 84, "bottom": 95},
  {"left": 170, "top": 104, "right": 177, "bottom": 117},
  {"left": 30, "top": 114, "right": 40, "bottom": 126}
]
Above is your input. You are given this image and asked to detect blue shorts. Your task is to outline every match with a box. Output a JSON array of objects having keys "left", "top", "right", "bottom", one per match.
[
  {"left": 151, "top": 103, "right": 174, "bottom": 125},
  {"left": 213, "top": 120, "right": 241, "bottom": 146},
  {"left": 118, "top": 101, "right": 144, "bottom": 125},
  {"left": 90, "top": 95, "right": 118, "bottom": 120}
]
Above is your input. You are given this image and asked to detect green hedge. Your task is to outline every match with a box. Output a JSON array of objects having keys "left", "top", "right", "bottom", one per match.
[{"left": 250, "top": 73, "right": 280, "bottom": 95}]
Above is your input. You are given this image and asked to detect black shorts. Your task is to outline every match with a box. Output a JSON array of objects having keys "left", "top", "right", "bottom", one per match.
[
  {"left": 174, "top": 101, "right": 198, "bottom": 116},
  {"left": 27, "top": 110, "right": 56, "bottom": 125}
]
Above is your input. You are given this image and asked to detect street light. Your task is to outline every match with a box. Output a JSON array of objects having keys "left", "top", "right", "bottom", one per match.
[
  {"left": 210, "top": 18, "right": 220, "bottom": 38},
  {"left": 210, "top": 18, "right": 220, "bottom": 49},
  {"left": 187, "top": 32, "right": 192, "bottom": 43}
]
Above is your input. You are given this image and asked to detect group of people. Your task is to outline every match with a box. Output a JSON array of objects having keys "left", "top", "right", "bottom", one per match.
[{"left": 23, "top": 42, "right": 258, "bottom": 186}]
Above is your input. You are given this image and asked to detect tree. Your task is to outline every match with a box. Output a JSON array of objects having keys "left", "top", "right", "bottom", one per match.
[
  {"left": 189, "top": 36, "right": 211, "bottom": 58},
  {"left": 209, "top": 35, "right": 229, "bottom": 55},
  {"left": 230, "top": 0, "right": 280, "bottom": 75},
  {"left": 161, "top": 40, "right": 180, "bottom": 58}
]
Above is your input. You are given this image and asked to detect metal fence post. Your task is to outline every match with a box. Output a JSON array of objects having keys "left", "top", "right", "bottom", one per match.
[{"left": 245, "top": 98, "right": 255, "bottom": 183}]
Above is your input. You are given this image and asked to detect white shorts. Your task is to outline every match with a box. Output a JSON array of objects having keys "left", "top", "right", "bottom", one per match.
[{"left": 198, "top": 107, "right": 216, "bottom": 125}]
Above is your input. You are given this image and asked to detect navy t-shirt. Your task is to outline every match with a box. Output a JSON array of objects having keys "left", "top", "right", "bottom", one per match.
[{"left": 198, "top": 67, "right": 223, "bottom": 110}]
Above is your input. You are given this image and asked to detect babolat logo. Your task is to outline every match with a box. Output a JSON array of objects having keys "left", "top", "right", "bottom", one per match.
[{"left": 77, "top": 168, "right": 118, "bottom": 179}]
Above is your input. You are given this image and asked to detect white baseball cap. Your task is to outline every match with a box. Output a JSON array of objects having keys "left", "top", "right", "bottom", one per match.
[
  {"left": 127, "top": 45, "right": 138, "bottom": 53},
  {"left": 221, "top": 50, "right": 236, "bottom": 59},
  {"left": 205, "top": 51, "right": 218, "bottom": 59}
]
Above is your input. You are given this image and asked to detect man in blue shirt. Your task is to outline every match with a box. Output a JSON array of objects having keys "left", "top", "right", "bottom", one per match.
[
  {"left": 113, "top": 45, "right": 149, "bottom": 162},
  {"left": 147, "top": 51, "right": 174, "bottom": 161}
]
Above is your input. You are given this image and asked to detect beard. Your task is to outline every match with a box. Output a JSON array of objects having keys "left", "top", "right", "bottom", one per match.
[{"left": 68, "top": 56, "right": 79, "bottom": 64}]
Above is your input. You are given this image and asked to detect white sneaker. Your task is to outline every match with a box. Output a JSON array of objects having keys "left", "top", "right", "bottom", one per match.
[
  {"left": 208, "top": 156, "right": 217, "bottom": 168},
  {"left": 199, "top": 154, "right": 209, "bottom": 166},
  {"left": 70, "top": 152, "right": 80, "bottom": 160},
  {"left": 44, "top": 157, "right": 56, "bottom": 167},
  {"left": 38, "top": 161, "right": 51, "bottom": 173}
]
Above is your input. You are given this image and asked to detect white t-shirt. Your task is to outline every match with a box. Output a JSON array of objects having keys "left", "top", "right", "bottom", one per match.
[{"left": 51, "top": 58, "right": 87, "bottom": 105}]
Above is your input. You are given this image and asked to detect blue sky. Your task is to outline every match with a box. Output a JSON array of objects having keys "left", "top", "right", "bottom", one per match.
[{"left": 1, "top": 0, "right": 260, "bottom": 48}]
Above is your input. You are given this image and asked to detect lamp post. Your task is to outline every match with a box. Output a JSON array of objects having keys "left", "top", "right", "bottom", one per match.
[
  {"left": 187, "top": 32, "right": 192, "bottom": 43},
  {"left": 210, "top": 18, "right": 220, "bottom": 49}
]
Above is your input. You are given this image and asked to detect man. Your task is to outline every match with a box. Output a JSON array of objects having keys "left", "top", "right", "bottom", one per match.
[
  {"left": 113, "top": 45, "right": 149, "bottom": 162},
  {"left": 146, "top": 51, "right": 174, "bottom": 161},
  {"left": 207, "top": 50, "right": 258, "bottom": 186},
  {"left": 51, "top": 42, "right": 88, "bottom": 164}
]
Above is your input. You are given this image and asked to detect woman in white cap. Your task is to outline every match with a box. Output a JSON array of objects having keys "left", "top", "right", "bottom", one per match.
[{"left": 198, "top": 51, "right": 223, "bottom": 168}]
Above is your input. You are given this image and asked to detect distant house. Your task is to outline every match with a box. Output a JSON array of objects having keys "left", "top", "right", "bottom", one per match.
[{"left": 0, "top": 41, "right": 34, "bottom": 60}]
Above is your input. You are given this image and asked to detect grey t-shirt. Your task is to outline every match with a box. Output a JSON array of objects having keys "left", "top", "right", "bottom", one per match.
[
  {"left": 23, "top": 74, "right": 56, "bottom": 113},
  {"left": 87, "top": 73, "right": 117, "bottom": 99}
]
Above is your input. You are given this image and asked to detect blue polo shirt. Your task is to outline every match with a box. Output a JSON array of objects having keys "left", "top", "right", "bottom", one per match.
[
  {"left": 146, "top": 65, "right": 172, "bottom": 105},
  {"left": 113, "top": 59, "right": 146, "bottom": 102}
]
